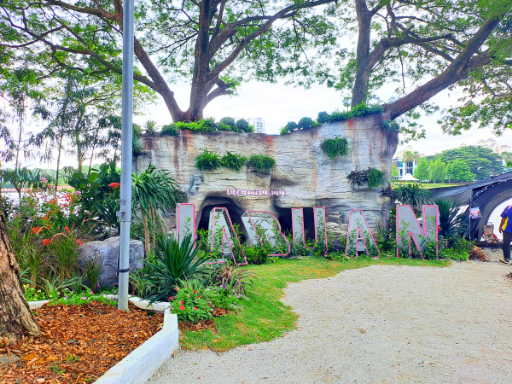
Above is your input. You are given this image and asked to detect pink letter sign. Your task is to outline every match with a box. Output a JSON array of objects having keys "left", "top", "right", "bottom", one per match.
[
  {"left": 345, "top": 209, "right": 380, "bottom": 258},
  {"left": 241, "top": 210, "right": 290, "bottom": 257},
  {"left": 291, "top": 207, "right": 328, "bottom": 256},
  {"left": 209, "top": 207, "right": 248, "bottom": 265},
  {"left": 396, "top": 205, "right": 439, "bottom": 258}
]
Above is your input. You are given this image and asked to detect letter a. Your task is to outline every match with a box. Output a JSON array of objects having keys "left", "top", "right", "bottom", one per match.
[{"left": 345, "top": 209, "right": 380, "bottom": 258}]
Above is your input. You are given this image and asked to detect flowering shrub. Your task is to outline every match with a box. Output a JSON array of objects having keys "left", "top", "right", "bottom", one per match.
[
  {"left": 169, "top": 285, "right": 213, "bottom": 323},
  {"left": 210, "top": 285, "right": 243, "bottom": 310}
]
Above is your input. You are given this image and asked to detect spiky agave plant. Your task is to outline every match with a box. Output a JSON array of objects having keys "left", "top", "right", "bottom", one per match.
[
  {"left": 434, "top": 198, "right": 464, "bottom": 239},
  {"left": 138, "top": 234, "right": 211, "bottom": 304},
  {"left": 211, "top": 264, "right": 254, "bottom": 295}
]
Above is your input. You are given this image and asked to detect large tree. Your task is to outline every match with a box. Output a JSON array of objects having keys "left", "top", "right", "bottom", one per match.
[
  {"left": 0, "top": 183, "right": 41, "bottom": 343},
  {"left": 426, "top": 146, "right": 503, "bottom": 180},
  {"left": 1, "top": 0, "right": 336, "bottom": 122},
  {"left": 326, "top": 0, "right": 512, "bottom": 135}
]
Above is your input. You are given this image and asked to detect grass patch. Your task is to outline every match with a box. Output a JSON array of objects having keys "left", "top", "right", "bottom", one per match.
[{"left": 180, "top": 256, "right": 449, "bottom": 351}]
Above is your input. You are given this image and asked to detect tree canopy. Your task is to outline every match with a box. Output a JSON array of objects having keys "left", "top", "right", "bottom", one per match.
[
  {"left": 425, "top": 146, "right": 504, "bottom": 180},
  {"left": 0, "top": 0, "right": 336, "bottom": 122},
  {"left": 413, "top": 158, "right": 429, "bottom": 181},
  {"left": 447, "top": 159, "right": 475, "bottom": 182}
]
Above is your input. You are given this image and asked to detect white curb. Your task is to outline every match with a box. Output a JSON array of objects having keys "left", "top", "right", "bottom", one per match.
[
  {"left": 28, "top": 300, "right": 49, "bottom": 310},
  {"left": 95, "top": 309, "right": 179, "bottom": 384}
]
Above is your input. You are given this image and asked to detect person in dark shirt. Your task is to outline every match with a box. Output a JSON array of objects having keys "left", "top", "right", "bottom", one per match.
[{"left": 498, "top": 205, "right": 512, "bottom": 264}]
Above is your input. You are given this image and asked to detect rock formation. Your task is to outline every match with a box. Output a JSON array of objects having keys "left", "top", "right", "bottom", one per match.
[{"left": 135, "top": 114, "right": 398, "bottom": 245}]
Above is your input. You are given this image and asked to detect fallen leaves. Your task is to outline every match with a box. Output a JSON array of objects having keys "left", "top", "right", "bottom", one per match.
[{"left": 0, "top": 302, "right": 162, "bottom": 383}]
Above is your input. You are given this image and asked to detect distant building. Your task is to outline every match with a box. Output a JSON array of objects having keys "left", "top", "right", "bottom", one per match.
[
  {"left": 476, "top": 137, "right": 510, "bottom": 155},
  {"left": 248, "top": 117, "right": 265, "bottom": 134},
  {"left": 393, "top": 145, "right": 422, "bottom": 179}
]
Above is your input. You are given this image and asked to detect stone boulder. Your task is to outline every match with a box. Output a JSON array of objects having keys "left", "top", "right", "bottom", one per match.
[{"left": 78, "top": 237, "right": 144, "bottom": 287}]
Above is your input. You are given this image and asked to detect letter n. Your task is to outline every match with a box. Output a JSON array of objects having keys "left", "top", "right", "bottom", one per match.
[
  {"left": 177, "top": 203, "right": 196, "bottom": 247},
  {"left": 345, "top": 209, "right": 380, "bottom": 258},
  {"left": 291, "top": 207, "right": 328, "bottom": 256},
  {"left": 241, "top": 210, "right": 290, "bottom": 257},
  {"left": 396, "top": 205, "right": 439, "bottom": 258},
  {"left": 209, "top": 207, "right": 248, "bottom": 265}
]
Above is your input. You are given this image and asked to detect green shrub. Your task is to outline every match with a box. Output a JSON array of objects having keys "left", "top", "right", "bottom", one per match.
[
  {"left": 169, "top": 281, "right": 213, "bottom": 323},
  {"left": 211, "top": 264, "right": 254, "bottom": 296},
  {"left": 220, "top": 117, "right": 235, "bottom": 127},
  {"left": 217, "top": 122, "right": 232, "bottom": 131},
  {"left": 452, "top": 238, "right": 474, "bottom": 253},
  {"left": 382, "top": 120, "right": 400, "bottom": 131},
  {"left": 243, "top": 245, "right": 269, "bottom": 265},
  {"left": 324, "top": 103, "right": 384, "bottom": 123},
  {"left": 161, "top": 123, "right": 177, "bottom": 136},
  {"left": 145, "top": 120, "right": 158, "bottom": 135},
  {"left": 133, "top": 139, "right": 144, "bottom": 155},
  {"left": 317, "top": 111, "right": 330, "bottom": 123},
  {"left": 201, "top": 118, "right": 218, "bottom": 133},
  {"left": 435, "top": 198, "right": 464, "bottom": 238},
  {"left": 298, "top": 117, "right": 314, "bottom": 129},
  {"left": 279, "top": 126, "right": 290, "bottom": 135},
  {"left": 367, "top": 168, "right": 385, "bottom": 189},
  {"left": 395, "top": 184, "right": 432, "bottom": 210},
  {"left": 347, "top": 167, "right": 386, "bottom": 190},
  {"left": 286, "top": 121, "right": 298, "bottom": 131},
  {"left": 221, "top": 151, "right": 247, "bottom": 172},
  {"left": 247, "top": 154, "right": 276, "bottom": 174},
  {"left": 138, "top": 234, "right": 211, "bottom": 304},
  {"left": 195, "top": 149, "right": 222, "bottom": 171},
  {"left": 321, "top": 137, "right": 349, "bottom": 159},
  {"left": 236, "top": 119, "right": 250, "bottom": 133}
]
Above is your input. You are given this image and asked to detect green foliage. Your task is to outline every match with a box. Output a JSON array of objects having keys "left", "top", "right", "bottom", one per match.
[
  {"left": 243, "top": 244, "right": 270, "bottom": 265},
  {"left": 138, "top": 234, "right": 211, "bottom": 304},
  {"left": 50, "top": 289, "right": 118, "bottom": 307},
  {"left": 286, "top": 121, "right": 298, "bottom": 131},
  {"left": 347, "top": 168, "right": 385, "bottom": 190},
  {"left": 195, "top": 149, "right": 222, "bottom": 171},
  {"left": 321, "top": 137, "right": 349, "bottom": 159},
  {"left": 279, "top": 126, "right": 290, "bottom": 135},
  {"left": 447, "top": 159, "right": 476, "bottom": 182},
  {"left": 413, "top": 158, "right": 430, "bottom": 181},
  {"left": 170, "top": 282, "right": 213, "bottom": 323},
  {"left": 435, "top": 198, "right": 464, "bottom": 238},
  {"left": 220, "top": 152, "right": 247, "bottom": 172},
  {"left": 220, "top": 117, "right": 235, "bottom": 127},
  {"left": 247, "top": 155, "right": 276, "bottom": 174},
  {"left": 145, "top": 120, "right": 158, "bottom": 135},
  {"left": 211, "top": 264, "right": 254, "bottom": 296},
  {"left": 391, "top": 164, "right": 399, "bottom": 178},
  {"left": 323, "top": 104, "right": 385, "bottom": 124},
  {"left": 161, "top": 124, "right": 177, "bottom": 136},
  {"left": 382, "top": 120, "right": 400, "bottom": 131},
  {"left": 394, "top": 183, "right": 432, "bottom": 210},
  {"left": 236, "top": 119, "right": 250, "bottom": 133},
  {"left": 429, "top": 158, "right": 448, "bottom": 182},
  {"left": 317, "top": 111, "right": 330, "bottom": 124},
  {"left": 298, "top": 117, "right": 314, "bottom": 129},
  {"left": 424, "top": 146, "right": 503, "bottom": 180}
]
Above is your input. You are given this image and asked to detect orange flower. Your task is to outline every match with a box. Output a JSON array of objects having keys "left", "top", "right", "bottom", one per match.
[
  {"left": 75, "top": 239, "right": 83, "bottom": 246},
  {"left": 65, "top": 226, "right": 70, "bottom": 233},
  {"left": 31, "top": 227, "right": 43, "bottom": 235},
  {"left": 43, "top": 239, "right": 51, "bottom": 246}
]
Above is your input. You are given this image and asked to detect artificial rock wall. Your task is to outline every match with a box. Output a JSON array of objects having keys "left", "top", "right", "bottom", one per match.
[{"left": 135, "top": 113, "right": 398, "bottom": 245}]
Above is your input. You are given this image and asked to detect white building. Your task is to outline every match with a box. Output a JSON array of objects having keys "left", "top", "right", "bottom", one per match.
[
  {"left": 393, "top": 145, "right": 424, "bottom": 179},
  {"left": 248, "top": 117, "right": 266, "bottom": 134},
  {"left": 476, "top": 138, "right": 511, "bottom": 155}
]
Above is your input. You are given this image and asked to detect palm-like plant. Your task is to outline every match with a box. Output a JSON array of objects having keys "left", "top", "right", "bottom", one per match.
[
  {"left": 434, "top": 198, "right": 464, "bottom": 238},
  {"left": 395, "top": 183, "right": 432, "bottom": 210},
  {"left": 138, "top": 234, "right": 210, "bottom": 304},
  {"left": 132, "top": 164, "right": 186, "bottom": 255},
  {"left": 144, "top": 120, "right": 158, "bottom": 135},
  {"left": 402, "top": 150, "right": 420, "bottom": 165}
]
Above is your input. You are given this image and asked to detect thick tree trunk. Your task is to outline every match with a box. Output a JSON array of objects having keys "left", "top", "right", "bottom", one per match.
[
  {"left": 351, "top": 0, "right": 372, "bottom": 108},
  {"left": 0, "top": 191, "right": 41, "bottom": 344}
]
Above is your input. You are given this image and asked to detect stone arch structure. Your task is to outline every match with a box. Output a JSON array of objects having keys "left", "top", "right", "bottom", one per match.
[
  {"left": 429, "top": 172, "right": 512, "bottom": 240},
  {"left": 134, "top": 114, "right": 398, "bottom": 244}
]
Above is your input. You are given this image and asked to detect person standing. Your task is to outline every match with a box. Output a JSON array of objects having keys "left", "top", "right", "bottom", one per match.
[{"left": 498, "top": 205, "right": 512, "bottom": 264}]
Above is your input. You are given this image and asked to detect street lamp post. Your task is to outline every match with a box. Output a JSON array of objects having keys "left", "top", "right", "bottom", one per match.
[{"left": 117, "top": 0, "right": 135, "bottom": 311}]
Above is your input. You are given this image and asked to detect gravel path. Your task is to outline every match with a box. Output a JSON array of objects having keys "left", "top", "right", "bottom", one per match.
[{"left": 150, "top": 261, "right": 512, "bottom": 383}]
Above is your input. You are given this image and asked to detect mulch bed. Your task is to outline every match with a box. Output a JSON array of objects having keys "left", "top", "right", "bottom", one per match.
[{"left": 0, "top": 302, "right": 163, "bottom": 384}]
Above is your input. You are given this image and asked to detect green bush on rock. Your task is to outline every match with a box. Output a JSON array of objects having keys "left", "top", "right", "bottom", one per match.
[{"left": 321, "top": 138, "right": 349, "bottom": 159}]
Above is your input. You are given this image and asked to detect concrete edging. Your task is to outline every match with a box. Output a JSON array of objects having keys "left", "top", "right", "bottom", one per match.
[{"left": 95, "top": 309, "right": 179, "bottom": 384}]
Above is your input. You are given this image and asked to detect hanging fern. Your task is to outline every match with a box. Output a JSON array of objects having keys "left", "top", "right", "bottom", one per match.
[
  {"left": 321, "top": 137, "right": 349, "bottom": 159},
  {"left": 347, "top": 167, "right": 385, "bottom": 190}
]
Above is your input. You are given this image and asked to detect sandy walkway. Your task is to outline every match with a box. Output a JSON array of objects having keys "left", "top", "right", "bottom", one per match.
[{"left": 150, "top": 261, "right": 512, "bottom": 384}]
